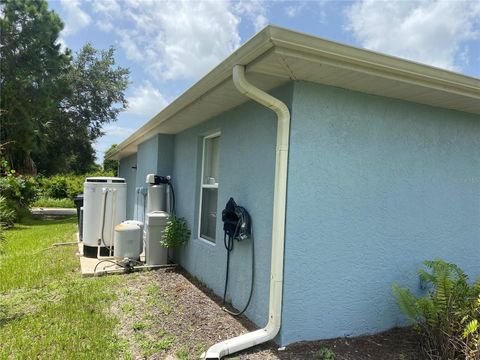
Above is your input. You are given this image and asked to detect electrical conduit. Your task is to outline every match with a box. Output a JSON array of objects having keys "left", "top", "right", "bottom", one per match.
[{"left": 203, "top": 65, "right": 290, "bottom": 359}]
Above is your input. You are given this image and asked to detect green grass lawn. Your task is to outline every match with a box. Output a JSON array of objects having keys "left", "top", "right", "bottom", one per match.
[{"left": 0, "top": 216, "right": 126, "bottom": 359}]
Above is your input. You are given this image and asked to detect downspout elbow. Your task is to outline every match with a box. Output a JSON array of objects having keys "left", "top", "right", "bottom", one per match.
[
  {"left": 232, "top": 65, "right": 290, "bottom": 150},
  {"left": 204, "top": 65, "right": 290, "bottom": 359}
]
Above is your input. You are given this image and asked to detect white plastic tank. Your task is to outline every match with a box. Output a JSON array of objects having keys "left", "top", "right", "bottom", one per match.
[
  {"left": 123, "top": 220, "right": 144, "bottom": 254},
  {"left": 82, "top": 177, "right": 127, "bottom": 257},
  {"left": 145, "top": 211, "right": 169, "bottom": 265},
  {"left": 113, "top": 222, "right": 142, "bottom": 260}
]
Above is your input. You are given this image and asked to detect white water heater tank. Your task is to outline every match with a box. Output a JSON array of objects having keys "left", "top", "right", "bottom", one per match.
[
  {"left": 82, "top": 177, "right": 127, "bottom": 257},
  {"left": 114, "top": 222, "right": 142, "bottom": 260}
]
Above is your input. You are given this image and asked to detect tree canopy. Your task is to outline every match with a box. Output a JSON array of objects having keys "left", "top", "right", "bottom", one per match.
[
  {"left": 0, "top": 0, "right": 129, "bottom": 175},
  {"left": 103, "top": 144, "right": 119, "bottom": 175}
]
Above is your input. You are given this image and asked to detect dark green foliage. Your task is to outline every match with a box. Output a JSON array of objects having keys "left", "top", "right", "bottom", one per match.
[
  {"left": 0, "top": 172, "right": 38, "bottom": 221},
  {"left": 0, "top": 0, "right": 129, "bottom": 175},
  {"left": 37, "top": 171, "right": 114, "bottom": 199},
  {"left": 65, "top": 45, "right": 129, "bottom": 142},
  {"left": 160, "top": 217, "right": 191, "bottom": 248},
  {"left": 393, "top": 259, "right": 480, "bottom": 359},
  {"left": 0, "top": 195, "right": 15, "bottom": 228},
  {"left": 103, "top": 144, "right": 119, "bottom": 175},
  {"left": 0, "top": 0, "right": 71, "bottom": 173}
]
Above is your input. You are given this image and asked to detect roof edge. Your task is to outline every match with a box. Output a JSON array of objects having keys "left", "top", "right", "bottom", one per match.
[
  {"left": 107, "top": 27, "right": 275, "bottom": 160},
  {"left": 108, "top": 25, "right": 479, "bottom": 160}
]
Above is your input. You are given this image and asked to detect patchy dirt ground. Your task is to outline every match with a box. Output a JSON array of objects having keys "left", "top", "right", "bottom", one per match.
[{"left": 111, "top": 267, "right": 422, "bottom": 360}]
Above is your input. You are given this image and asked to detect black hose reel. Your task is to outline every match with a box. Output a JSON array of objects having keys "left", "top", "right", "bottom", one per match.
[{"left": 221, "top": 197, "right": 254, "bottom": 316}]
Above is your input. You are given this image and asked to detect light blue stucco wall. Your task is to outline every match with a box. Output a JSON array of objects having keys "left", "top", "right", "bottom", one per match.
[
  {"left": 280, "top": 81, "right": 480, "bottom": 345},
  {"left": 172, "top": 84, "right": 294, "bottom": 327},
  {"left": 118, "top": 134, "right": 174, "bottom": 221},
  {"left": 118, "top": 153, "right": 137, "bottom": 220}
]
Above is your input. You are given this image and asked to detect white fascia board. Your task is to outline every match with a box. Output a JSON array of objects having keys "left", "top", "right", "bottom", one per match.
[
  {"left": 108, "top": 28, "right": 274, "bottom": 160},
  {"left": 268, "top": 26, "right": 480, "bottom": 98},
  {"left": 109, "top": 25, "right": 480, "bottom": 160}
]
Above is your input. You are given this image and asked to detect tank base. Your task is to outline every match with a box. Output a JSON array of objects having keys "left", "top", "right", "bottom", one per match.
[{"left": 83, "top": 245, "right": 114, "bottom": 258}]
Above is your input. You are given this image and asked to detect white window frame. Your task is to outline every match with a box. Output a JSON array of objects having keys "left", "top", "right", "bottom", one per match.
[{"left": 198, "top": 131, "right": 221, "bottom": 243}]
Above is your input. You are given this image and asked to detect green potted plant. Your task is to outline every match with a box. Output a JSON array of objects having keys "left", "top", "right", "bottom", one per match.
[{"left": 160, "top": 216, "right": 191, "bottom": 248}]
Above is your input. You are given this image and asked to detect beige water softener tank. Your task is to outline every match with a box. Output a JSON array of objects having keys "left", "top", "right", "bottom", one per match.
[
  {"left": 145, "top": 211, "right": 169, "bottom": 265},
  {"left": 113, "top": 222, "right": 142, "bottom": 260}
]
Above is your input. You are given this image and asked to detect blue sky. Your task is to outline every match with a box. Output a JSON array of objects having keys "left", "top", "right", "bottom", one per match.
[{"left": 48, "top": 0, "right": 480, "bottom": 163}]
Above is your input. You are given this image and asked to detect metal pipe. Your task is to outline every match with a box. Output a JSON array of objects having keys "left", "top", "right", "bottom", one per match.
[{"left": 203, "top": 65, "right": 291, "bottom": 359}]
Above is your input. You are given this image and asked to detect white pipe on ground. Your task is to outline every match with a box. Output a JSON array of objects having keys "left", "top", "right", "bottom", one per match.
[{"left": 203, "top": 65, "right": 291, "bottom": 359}]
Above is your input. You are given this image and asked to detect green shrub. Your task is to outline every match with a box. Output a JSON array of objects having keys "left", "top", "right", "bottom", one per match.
[
  {"left": 314, "top": 347, "right": 335, "bottom": 360},
  {"left": 393, "top": 259, "right": 480, "bottom": 359},
  {"left": 0, "top": 195, "right": 16, "bottom": 241},
  {"left": 41, "top": 176, "right": 68, "bottom": 198},
  {"left": 37, "top": 171, "right": 114, "bottom": 199},
  {"left": 0, "top": 172, "right": 38, "bottom": 220},
  {"left": 0, "top": 195, "right": 15, "bottom": 225},
  {"left": 160, "top": 217, "right": 190, "bottom": 248},
  {"left": 32, "top": 197, "right": 74, "bottom": 208}
]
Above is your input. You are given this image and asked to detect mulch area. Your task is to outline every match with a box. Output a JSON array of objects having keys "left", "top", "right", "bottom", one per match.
[{"left": 111, "top": 267, "right": 422, "bottom": 359}]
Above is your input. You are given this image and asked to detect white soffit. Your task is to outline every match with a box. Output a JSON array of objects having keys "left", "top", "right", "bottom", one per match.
[
  {"left": 109, "top": 26, "right": 479, "bottom": 160},
  {"left": 248, "top": 48, "right": 480, "bottom": 114}
]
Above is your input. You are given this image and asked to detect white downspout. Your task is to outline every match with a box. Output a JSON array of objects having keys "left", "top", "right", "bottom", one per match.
[{"left": 203, "top": 65, "right": 290, "bottom": 359}]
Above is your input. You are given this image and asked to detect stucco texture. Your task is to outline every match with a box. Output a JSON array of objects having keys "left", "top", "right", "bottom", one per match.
[
  {"left": 118, "top": 153, "right": 137, "bottom": 220},
  {"left": 119, "top": 134, "right": 175, "bottom": 222},
  {"left": 172, "top": 83, "right": 294, "bottom": 328},
  {"left": 281, "top": 81, "right": 480, "bottom": 345}
]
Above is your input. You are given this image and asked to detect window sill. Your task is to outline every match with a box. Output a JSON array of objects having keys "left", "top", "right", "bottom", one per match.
[{"left": 196, "top": 237, "right": 216, "bottom": 247}]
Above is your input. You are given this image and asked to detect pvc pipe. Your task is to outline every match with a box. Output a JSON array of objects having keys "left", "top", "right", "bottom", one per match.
[
  {"left": 203, "top": 65, "right": 290, "bottom": 359},
  {"left": 94, "top": 263, "right": 177, "bottom": 276}
]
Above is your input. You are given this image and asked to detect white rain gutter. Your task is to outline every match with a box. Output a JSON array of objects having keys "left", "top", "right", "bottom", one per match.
[{"left": 203, "top": 65, "right": 290, "bottom": 359}]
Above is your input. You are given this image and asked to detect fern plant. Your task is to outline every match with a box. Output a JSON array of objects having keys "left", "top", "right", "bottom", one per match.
[
  {"left": 393, "top": 259, "right": 480, "bottom": 359},
  {"left": 160, "top": 216, "right": 190, "bottom": 248},
  {"left": 0, "top": 195, "right": 15, "bottom": 227}
]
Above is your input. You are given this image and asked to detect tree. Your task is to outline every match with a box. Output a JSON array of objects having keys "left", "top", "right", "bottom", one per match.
[
  {"left": 103, "top": 144, "right": 119, "bottom": 175},
  {"left": 32, "top": 45, "right": 129, "bottom": 175},
  {"left": 0, "top": 0, "right": 71, "bottom": 173},
  {"left": 61, "top": 44, "right": 129, "bottom": 142},
  {"left": 0, "top": 0, "right": 129, "bottom": 175}
]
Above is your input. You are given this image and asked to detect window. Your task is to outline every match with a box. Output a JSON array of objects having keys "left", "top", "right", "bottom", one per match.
[{"left": 199, "top": 132, "right": 220, "bottom": 242}]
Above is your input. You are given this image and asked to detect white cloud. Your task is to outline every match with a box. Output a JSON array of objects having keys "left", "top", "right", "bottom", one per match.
[
  {"left": 233, "top": 0, "right": 269, "bottom": 31},
  {"left": 285, "top": 2, "right": 306, "bottom": 18},
  {"left": 92, "top": 0, "right": 121, "bottom": 32},
  {"left": 127, "top": 81, "right": 168, "bottom": 118},
  {"left": 56, "top": 36, "right": 68, "bottom": 52},
  {"left": 92, "top": 0, "right": 121, "bottom": 15},
  {"left": 60, "top": 0, "right": 91, "bottom": 35},
  {"left": 344, "top": 0, "right": 480, "bottom": 71},
  {"left": 103, "top": 124, "right": 136, "bottom": 137},
  {"left": 93, "top": 0, "right": 244, "bottom": 81}
]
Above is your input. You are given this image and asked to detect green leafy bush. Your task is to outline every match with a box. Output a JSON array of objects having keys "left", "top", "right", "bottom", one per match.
[
  {"left": 0, "top": 195, "right": 15, "bottom": 238},
  {"left": 32, "top": 197, "right": 74, "bottom": 208},
  {"left": 160, "top": 217, "right": 191, "bottom": 248},
  {"left": 37, "top": 171, "right": 114, "bottom": 199},
  {"left": 0, "top": 171, "right": 38, "bottom": 220},
  {"left": 314, "top": 347, "right": 336, "bottom": 360},
  {"left": 393, "top": 259, "right": 480, "bottom": 359}
]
